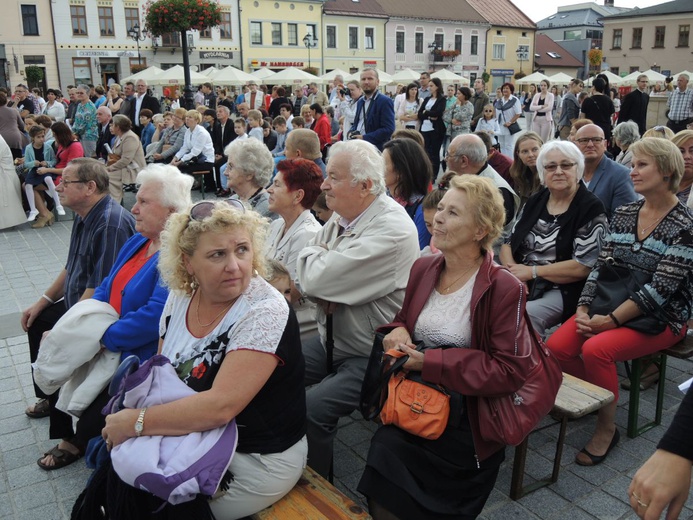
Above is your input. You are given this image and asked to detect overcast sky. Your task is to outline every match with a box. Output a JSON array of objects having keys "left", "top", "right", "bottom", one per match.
[{"left": 509, "top": 0, "right": 665, "bottom": 23}]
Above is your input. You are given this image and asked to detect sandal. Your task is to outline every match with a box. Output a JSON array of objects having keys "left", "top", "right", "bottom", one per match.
[
  {"left": 575, "top": 429, "right": 620, "bottom": 467},
  {"left": 25, "top": 398, "right": 50, "bottom": 419},
  {"left": 37, "top": 444, "right": 83, "bottom": 471},
  {"left": 621, "top": 362, "right": 661, "bottom": 391}
]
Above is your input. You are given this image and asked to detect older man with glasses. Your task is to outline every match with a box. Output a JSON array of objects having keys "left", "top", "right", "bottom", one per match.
[
  {"left": 575, "top": 124, "right": 637, "bottom": 217},
  {"left": 14, "top": 84, "right": 36, "bottom": 118},
  {"left": 667, "top": 74, "right": 693, "bottom": 134}
]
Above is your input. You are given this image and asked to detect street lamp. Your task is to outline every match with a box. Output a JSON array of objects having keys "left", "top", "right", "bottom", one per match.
[
  {"left": 128, "top": 23, "right": 146, "bottom": 65},
  {"left": 516, "top": 45, "right": 529, "bottom": 74},
  {"left": 303, "top": 34, "right": 318, "bottom": 70}
]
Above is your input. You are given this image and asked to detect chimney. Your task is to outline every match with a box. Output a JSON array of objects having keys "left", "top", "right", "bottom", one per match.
[{"left": 604, "top": 0, "right": 614, "bottom": 6}]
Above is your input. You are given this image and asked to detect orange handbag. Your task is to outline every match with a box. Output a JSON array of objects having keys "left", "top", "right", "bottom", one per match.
[{"left": 379, "top": 349, "right": 451, "bottom": 440}]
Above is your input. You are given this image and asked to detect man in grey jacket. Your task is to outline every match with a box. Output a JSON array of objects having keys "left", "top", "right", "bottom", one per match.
[
  {"left": 296, "top": 140, "right": 420, "bottom": 478},
  {"left": 557, "top": 78, "right": 583, "bottom": 141}
]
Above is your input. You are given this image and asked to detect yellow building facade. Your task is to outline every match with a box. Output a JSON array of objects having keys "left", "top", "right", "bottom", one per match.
[
  {"left": 239, "top": 0, "right": 323, "bottom": 73},
  {"left": 485, "top": 26, "right": 534, "bottom": 90}
]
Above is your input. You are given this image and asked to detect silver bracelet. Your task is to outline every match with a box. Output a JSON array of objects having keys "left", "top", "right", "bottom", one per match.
[
  {"left": 532, "top": 265, "right": 538, "bottom": 279},
  {"left": 41, "top": 294, "right": 55, "bottom": 305}
]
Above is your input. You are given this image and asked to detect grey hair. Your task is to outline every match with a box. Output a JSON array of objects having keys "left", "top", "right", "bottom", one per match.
[
  {"left": 679, "top": 73, "right": 690, "bottom": 81},
  {"left": 536, "top": 140, "right": 585, "bottom": 184},
  {"left": 136, "top": 163, "right": 193, "bottom": 211},
  {"left": 216, "top": 105, "right": 230, "bottom": 116},
  {"left": 328, "top": 140, "right": 385, "bottom": 196},
  {"left": 450, "top": 134, "right": 487, "bottom": 165},
  {"left": 224, "top": 138, "right": 274, "bottom": 188},
  {"left": 69, "top": 158, "right": 110, "bottom": 193},
  {"left": 613, "top": 121, "right": 640, "bottom": 147},
  {"left": 76, "top": 84, "right": 90, "bottom": 94},
  {"left": 96, "top": 105, "right": 112, "bottom": 116},
  {"left": 152, "top": 114, "right": 164, "bottom": 125}
]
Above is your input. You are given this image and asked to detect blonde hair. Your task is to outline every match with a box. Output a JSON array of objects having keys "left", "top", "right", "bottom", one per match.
[
  {"left": 449, "top": 175, "right": 505, "bottom": 252},
  {"left": 158, "top": 203, "right": 269, "bottom": 295},
  {"left": 265, "top": 258, "right": 290, "bottom": 282},
  {"left": 672, "top": 129, "right": 693, "bottom": 148},
  {"left": 642, "top": 125, "right": 675, "bottom": 140},
  {"left": 248, "top": 109, "right": 263, "bottom": 122},
  {"left": 630, "top": 137, "right": 684, "bottom": 193},
  {"left": 185, "top": 110, "right": 202, "bottom": 123}
]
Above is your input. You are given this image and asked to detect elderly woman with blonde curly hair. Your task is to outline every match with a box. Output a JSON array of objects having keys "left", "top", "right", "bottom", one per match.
[
  {"left": 224, "top": 137, "right": 277, "bottom": 219},
  {"left": 101, "top": 199, "right": 307, "bottom": 519}
]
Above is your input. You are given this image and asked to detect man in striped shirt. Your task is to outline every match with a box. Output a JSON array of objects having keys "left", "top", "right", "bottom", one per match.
[{"left": 667, "top": 74, "right": 693, "bottom": 133}]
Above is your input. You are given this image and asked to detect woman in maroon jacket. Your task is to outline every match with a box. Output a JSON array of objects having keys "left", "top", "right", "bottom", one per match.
[{"left": 358, "top": 175, "right": 537, "bottom": 520}]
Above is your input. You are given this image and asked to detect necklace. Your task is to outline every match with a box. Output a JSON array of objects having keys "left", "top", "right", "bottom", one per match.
[
  {"left": 639, "top": 206, "right": 672, "bottom": 235},
  {"left": 195, "top": 292, "right": 235, "bottom": 328},
  {"left": 440, "top": 257, "right": 482, "bottom": 294}
]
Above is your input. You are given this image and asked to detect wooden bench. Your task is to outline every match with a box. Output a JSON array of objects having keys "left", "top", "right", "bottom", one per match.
[
  {"left": 509, "top": 373, "right": 615, "bottom": 500},
  {"left": 191, "top": 165, "right": 215, "bottom": 199},
  {"left": 251, "top": 467, "right": 372, "bottom": 520},
  {"left": 626, "top": 333, "right": 693, "bottom": 438}
]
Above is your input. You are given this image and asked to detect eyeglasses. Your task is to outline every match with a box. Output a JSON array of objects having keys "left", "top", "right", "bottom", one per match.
[
  {"left": 189, "top": 198, "right": 246, "bottom": 221},
  {"left": 58, "top": 178, "right": 88, "bottom": 186},
  {"left": 543, "top": 162, "right": 577, "bottom": 173},
  {"left": 575, "top": 137, "right": 605, "bottom": 145}
]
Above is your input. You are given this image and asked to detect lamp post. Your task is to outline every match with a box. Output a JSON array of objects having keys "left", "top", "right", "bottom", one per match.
[
  {"left": 303, "top": 34, "right": 318, "bottom": 70},
  {"left": 516, "top": 45, "right": 529, "bottom": 74},
  {"left": 128, "top": 23, "right": 146, "bottom": 65}
]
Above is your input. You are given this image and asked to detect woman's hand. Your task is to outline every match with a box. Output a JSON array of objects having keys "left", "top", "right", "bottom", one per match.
[
  {"left": 575, "top": 306, "right": 616, "bottom": 337},
  {"left": 382, "top": 327, "right": 414, "bottom": 350},
  {"left": 36, "top": 167, "right": 48, "bottom": 175},
  {"left": 399, "top": 344, "right": 424, "bottom": 372},
  {"left": 629, "top": 449, "right": 692, "bottom": 519},
  {"left": 452, "top": 119, "right": 461, "bottom": 125},
  {"left": 102, "top": 408, "right": 139, "bottom": 448},
  {"left": 507, "top": 263, "right": 533, "bottom": 282}
]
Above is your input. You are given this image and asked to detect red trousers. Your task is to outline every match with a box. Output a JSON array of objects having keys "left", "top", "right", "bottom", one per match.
[{"left": 546, "top": 315, "right": 685, "bottom": 399}]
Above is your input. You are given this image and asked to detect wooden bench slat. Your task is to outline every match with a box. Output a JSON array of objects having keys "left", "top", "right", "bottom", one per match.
[
  {"left": 252, "top": 467, "right": 371, "bottom": 520},
  {"left": 552, "top": 373, "right": 615, "bottom": 418},
  {"left": 664, "top": 335, "right": 693, "bottom": 359}
]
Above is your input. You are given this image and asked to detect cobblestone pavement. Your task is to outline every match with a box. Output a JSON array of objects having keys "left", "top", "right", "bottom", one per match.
[{"left": 1, "top": 190, "right": 693, "bottom": 520}]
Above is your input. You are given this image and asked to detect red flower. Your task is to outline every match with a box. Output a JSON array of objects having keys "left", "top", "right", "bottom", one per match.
[{"left": 191, "top": 362, "right": 207, "bottom": 379}]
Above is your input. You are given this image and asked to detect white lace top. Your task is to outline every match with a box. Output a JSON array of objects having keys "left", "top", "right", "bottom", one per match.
[{"left": 413, "top": 271, "right": 477, "bottom": 348}]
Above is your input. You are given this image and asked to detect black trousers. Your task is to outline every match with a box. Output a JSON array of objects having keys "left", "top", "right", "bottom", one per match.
[
  {"left": 28, "top": 301, "right": 66, "bottom": 399},
  {"left": 177, "top": 161, "right": 216, "bottom": 191},
  {"left": 49, "top": 386, "right": 111, "bottom": 450},
  {"left": 422, "top": 130, "right": 444, "bottom": 182}
]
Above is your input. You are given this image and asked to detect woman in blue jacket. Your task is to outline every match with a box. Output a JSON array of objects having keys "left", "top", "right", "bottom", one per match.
[{"left": 38, "top": 164, "right": 193, "bottom": 471}]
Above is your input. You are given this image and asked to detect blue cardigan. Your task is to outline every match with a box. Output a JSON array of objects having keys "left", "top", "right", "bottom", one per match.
[
  {"left": 92, "top": 233, "right": 168, "bottom": 361},
  {"left": 23, "top": 142, "right": 56, "bottom": 169}
]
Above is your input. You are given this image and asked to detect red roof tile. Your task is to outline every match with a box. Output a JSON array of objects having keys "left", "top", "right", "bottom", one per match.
[
  {"left": 466, "top": 0, "right": 535, "bottom": 29},
  {"left": 534, "top": 33, "right": 583, "bottom": 68}
]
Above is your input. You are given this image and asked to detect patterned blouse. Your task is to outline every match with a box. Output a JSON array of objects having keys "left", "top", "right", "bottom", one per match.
[{"left": 578, "top": 200, "right": 693, "bottom": 334}]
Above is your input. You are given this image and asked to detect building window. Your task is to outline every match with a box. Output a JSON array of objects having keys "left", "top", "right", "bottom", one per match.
[
  {"left": 70, "top": 5, "right": 87, "bottom": 36},
  {"left": 679, "top": 25, "right": 690, "bottom": 47},
  {"left": 564, "top": 29, "right": 581, "bottom": 40},
  {"left": 124, "top": 7, "right": 139, "bottom": 32},
  {"left": 217, "top": 12, "right": 231, "bottom": 39},
  {"left": 271, "top": 22, "right": 282, "bottom": 45},
  {"left": 21, "top": 5, "right": 39, "bottom": 36},
  {"left": 455, "top": 34, "right": 462, "bottom": 53},
  {"left": 629, "top": 66, "right": 639, "bottom": 73},
  {"left": 307, "top": 24, "right": 316, "bottom": 39},
  {"left": 326, "top": 26, "right": 336, "bottom": 48},
  {"left": 492, "top": 43, "right": 505, "bottom": 60},
  {"left": 632, "top": 27, "right": 642, "bottom": 48},
  {"left": 365, "top": 28, "right": 374, "bottom": 49},
  {"left": 470, "top": 35, "right": 478, "bottom": 55},
  {"left": 415, "top": 32, "right": 423, "bottom": 54},
  {"left": 654, "top": 26, "right": 665, "bottom": 48},
  {"left": 200, "top": 26, "right": 211, "bottom": 39},
  {"left": 434, "top": 33, "right": 443, "bottom": 50},
  {"left": 612, "top": 29, "right": 622, "bottom": 49},
  {"left": 250, "top": 21, "right": 262, "bottom": 45},
  {"left": 610, "top": 67, "right": 619, "bottom": 76},
  {"left": 396, "top": 31, "right": 404, "bottom": 53},
  {"left": 161, "top": 32, "right": 180, "bottom": 47},
  {"left": 349, "top": 27, "right": 358, "bottom": 49},
  {"left": 72, "top": 58, "right": 92, "bottom": 84},
  {"left": 288, "top": 23, "right": 298, "bottom": 45},
  {"left": 98, "top": 6, "right": 114, "bottom": 36}
]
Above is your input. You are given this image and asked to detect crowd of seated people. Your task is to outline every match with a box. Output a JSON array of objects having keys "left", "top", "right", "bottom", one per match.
[{"left": 6, "top": 73, "right": 693, "bottom": 520}]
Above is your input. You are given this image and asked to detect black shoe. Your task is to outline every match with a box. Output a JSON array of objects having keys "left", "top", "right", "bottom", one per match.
[{"left": 575, "top": 429, "right": 620, "bottom": 466}]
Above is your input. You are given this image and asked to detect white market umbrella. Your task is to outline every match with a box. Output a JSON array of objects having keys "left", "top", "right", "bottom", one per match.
[
  {"left": 431, "top": 69, "right": 470, "bottom": 86},
  {"left": 546, "top": 72, "right": 575, "bottom": 86},
  {"left": 390, "top": 68, "right": 421, "bottom": 83},
  {"left": 621, "top": 69, "right": 667, "bottom": 86},
  {"left": 251, "top": 67, "right": 276, "bottom": 81},
  {"left": 150, "top": 65, "right": 208, "bottom": 86},
  {"left": 201, "top": 66, "right": 219, "bottom": 77},
  {"left": 209, "top": 66, "right": 258, "bottom": 86},
  {"left": 260, "top": 67, "right": 323, "bottom": 85},
  {"left": 585, "top": 70, "right": 624, "bottom": 87},
  {"left": 320, "top": 68, "right": 350, "bottom": 82},
  {"left": 120, "top": 66, "right": 164, "bottom": 84},
  {"left": 515, "top": 71, "right": 550, "bottom": 85},
  {"left": 344, "top": 68, "right": 394, "bottom": 86}
]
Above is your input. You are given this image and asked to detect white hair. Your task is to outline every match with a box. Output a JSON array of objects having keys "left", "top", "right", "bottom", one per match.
[
  {"left": 536, "top": 140, "right": 585, "bottom": 184},
  {"left": 225, "top": 138, "right": 274, "bottom": 188},
  {"left": 136, "top": 163, "right": 193, "bottom": 211},
  {"left": 328, "top": 140, "right": 385, "bottom": 196}
]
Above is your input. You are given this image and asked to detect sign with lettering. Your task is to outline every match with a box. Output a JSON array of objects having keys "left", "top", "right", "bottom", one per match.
[
  {"left": 76, "top": 50, "right": 136, "bottom": 58},
  {"left": 200, "top": 51, "right": 232, "bottom": 59},
  {"left": 257, "top": 61, "right": 305, "bottom": 68},
  {"left": 491, "top": 69, "right": 515, "bottom": 76}
]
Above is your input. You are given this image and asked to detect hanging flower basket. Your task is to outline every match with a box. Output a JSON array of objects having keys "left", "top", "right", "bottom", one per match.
[{"left": 144, "top": 0, "right": 222, "bottom": 37}]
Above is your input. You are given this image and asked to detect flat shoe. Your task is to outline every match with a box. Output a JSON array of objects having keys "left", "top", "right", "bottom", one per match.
[
  {"left": 27, "top": 210, "right": 39, "bottom": 222},
  {"left": 56, "top": 206, "right": 66, "bottom": 216},
  {"left": 25, "top": 398, "right": 50, "bottom": 418},
  {"left": 37, "top": 445, "right": 82, "bottom": 471},
  {"left": 575, "top": 429, "right": 620, "bottom": 466},
  {"left": 31, "top": 215, "right": 49, "bottom": 228},
  {"left": 621, "top": 370, "right": 660, "bottom": 391}
]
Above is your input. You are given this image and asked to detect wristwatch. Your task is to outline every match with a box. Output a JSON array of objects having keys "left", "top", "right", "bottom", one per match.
[{"left": 134, "top": 407, "right": 147, "bottom": 437}]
